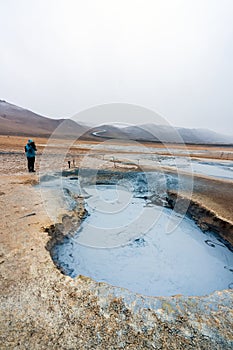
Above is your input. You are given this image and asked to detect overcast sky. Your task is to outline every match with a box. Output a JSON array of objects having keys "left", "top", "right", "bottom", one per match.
[{"left": 0, "top": 0, "right": 233, "bottom": 135}]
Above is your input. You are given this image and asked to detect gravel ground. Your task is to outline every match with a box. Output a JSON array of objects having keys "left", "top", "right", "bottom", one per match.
[{"left": 0, "top": 136, "right": 233, "bottom": 349}]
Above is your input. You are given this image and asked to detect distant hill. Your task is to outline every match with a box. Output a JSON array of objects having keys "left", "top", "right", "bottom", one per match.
[
  {"left": 81, "top": 124, "right": 131, "bottom": 141},
  {"left": 87, "top": 123, "right": 232, "bottom": 145},
  {"left": 123, "top": 124, "right": 233, "bottom": 144},
  {"left": 0, "top": 100, "right": 232, "bottom": 144},
  {"left": 0, "top": 100, "right": 88, "bottom": 137}
]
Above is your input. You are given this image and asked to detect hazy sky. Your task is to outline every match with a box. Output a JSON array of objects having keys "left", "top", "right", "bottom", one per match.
[{"left": 0, "top": 0, "right": 233, "bottom": 135}]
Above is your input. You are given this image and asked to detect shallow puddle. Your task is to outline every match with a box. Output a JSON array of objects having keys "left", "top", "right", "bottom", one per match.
[{"left": 53, "top": 184, "right": 233, "bottom": 296}]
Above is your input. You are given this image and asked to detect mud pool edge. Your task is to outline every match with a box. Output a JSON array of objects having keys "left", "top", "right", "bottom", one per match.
[{"left": 44, "top": 169, "right": 233, "bottom": 297}]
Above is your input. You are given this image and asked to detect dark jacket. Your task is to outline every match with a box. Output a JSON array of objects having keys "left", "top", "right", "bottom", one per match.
[{"left": 25, "top": 140, "right": 37, "bottom": 158}]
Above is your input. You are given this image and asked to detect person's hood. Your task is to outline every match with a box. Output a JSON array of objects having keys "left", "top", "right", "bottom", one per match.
[{"left": 28, "top": 139, "right": 33, "bottom": 143}]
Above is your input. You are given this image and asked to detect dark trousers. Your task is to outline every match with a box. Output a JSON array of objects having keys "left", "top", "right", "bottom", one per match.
[{"left": 27, "top": 157, "right": 35, "bottom": 172}]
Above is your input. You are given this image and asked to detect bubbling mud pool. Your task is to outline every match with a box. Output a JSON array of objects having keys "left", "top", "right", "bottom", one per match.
[{"left": 52, "top": 184, "right": 233, "bottom": 297}]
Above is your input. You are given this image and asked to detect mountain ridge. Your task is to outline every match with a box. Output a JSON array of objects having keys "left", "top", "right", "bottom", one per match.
[
  {"left": 0, "top": 100, "right": 88, "bottom": 138},
  {"left": 0, "top": 100, "right": 232, "bottom": 144}
]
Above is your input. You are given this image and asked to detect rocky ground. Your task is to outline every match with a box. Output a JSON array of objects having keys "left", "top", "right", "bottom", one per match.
[{"left": 0, "top": 136, "right": 233, "bottom": 349}]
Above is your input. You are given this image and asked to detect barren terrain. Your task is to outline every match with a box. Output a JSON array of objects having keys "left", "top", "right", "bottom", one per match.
[{"left": 0, "top": 135, "right": 233, "bottom": 349}]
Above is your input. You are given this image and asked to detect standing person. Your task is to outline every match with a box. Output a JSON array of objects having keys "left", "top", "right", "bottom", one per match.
[{"left": 25, "top": 139, "right": 37, "bottom": 172}]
